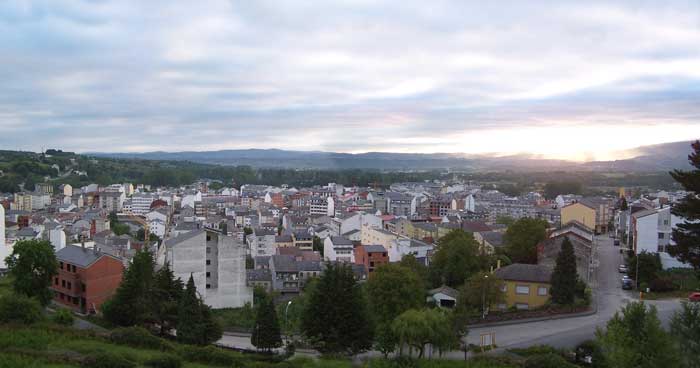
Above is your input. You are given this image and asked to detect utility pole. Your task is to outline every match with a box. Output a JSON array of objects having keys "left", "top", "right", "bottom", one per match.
[{"left": 482, "top": 274, "right": 489, "bottom": 319}]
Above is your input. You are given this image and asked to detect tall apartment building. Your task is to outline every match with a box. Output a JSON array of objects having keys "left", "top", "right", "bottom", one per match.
[
  {"left": 165, "top": 229, "right": 253, "bottom": 308},
  {"left": 130, "top": 193, "right": 156, "bottom": 215}
]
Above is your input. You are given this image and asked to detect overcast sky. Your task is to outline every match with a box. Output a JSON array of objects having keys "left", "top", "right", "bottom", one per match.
[{"left": 1, "top": 1, "right": 700, "bottom": 160}]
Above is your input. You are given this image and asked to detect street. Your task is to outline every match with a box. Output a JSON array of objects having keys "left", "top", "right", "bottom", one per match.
[
  {"left": 217, "top": 235, "right": 684, "bottom": 358},
  {"left": 464, "top": 235, "right": 682, "bottom": 352}
]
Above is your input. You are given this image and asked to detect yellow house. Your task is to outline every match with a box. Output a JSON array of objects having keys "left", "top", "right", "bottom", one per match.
[
  {"left": 560, "top": 201, "right": 596, "bottom": 232},
  {"left": 493, "top": 263, "right": 552, "bottom": 310}
]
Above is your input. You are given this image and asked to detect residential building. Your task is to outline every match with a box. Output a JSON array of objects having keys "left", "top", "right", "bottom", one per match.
[
  {"left": 323, "top": 236, "right": 355, "bottom": 263},
  {"left": 51, "top": 245, "right": 124, "bottom": 314},
  {"left": 247, "top": 228, "right": 276, "bottom": 256},
  {"left": 165, "top": 229, "right": 253, "bottom": 308},
  {"left": 630, "top": 206, "right": 689, "bottom": 269},
  {"left": 561, "top": 198, "right": 612, "bottom": 234},
  {"left": 428, "top": 286, "right": 458, "bottom": 308},
  {"left": 537, "top": 232, "right": 593, "bottom": 282},
  {"left": 494, "top": 263, "right": 552, "bottom": 311},
  {"left": 354, "top": 244, "right": 388, "bottom": 276},
  {"left": 99, "top": 191, "right": 124, "bottom": 213}
]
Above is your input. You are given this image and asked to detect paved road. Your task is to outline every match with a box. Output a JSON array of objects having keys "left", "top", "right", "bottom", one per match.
[
  {"left": 217, "top": 235, "right": 683, "bottom": 357},
  {"left": 464, "top": 234, "right": 681, "bottom": 352}
]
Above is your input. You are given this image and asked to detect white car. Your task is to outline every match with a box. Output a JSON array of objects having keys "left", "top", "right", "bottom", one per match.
[{"left": 619, "top": 265, "right": 628, "bottom": 273}]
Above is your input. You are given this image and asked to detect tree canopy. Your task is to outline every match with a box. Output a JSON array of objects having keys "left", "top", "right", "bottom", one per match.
[
  {"left": 251, "top": 290, "right": 282, "bottom": 352},
  {"left": 102, "top": 249, "right": 155, "bottom": 327},
  {"left": 550, "top": 238, "right": 578, "bottom": 305},
  {"left": 456, "top": 271, "right": 505, "bottom": 322},
  {"left": 429, "top": 229, "right": 487, "bottom": 288},
  {"left": 4, "top": 239, "right": 58, "bottom": 306},
  {"left": 366, "top": 263, "right": 425, "bottom": 324},
  {"left": 504, "top": 218, "right": 548, "bottom": 264},
  {"left": 301, "top": 262, "right": 373, "bottom": 355},
  {"left": 670, "top": 140, "right": 700, "bottom": 272},
  {"left": 670, "top": 302, "right": 700, "bottom": 368},
  {"left": 595, "top": 302, "right": 680, "bottom": 368}
]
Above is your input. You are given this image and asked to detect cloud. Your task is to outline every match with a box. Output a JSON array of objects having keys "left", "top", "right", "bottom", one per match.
[{"left": 0, "top": 0, "right": 699, "bottom": 159}]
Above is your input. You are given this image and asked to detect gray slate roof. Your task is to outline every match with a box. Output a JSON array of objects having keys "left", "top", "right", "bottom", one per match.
[
  {"left": 165, "top": 229, "right": 204, "bottom": 248},
  {"left": 56, "top": 245, "right": 119, "bottom": 268},
  {"left": 363, "top": 244, "right": 386, "bottom": 253},
  {"left": 494, "top": 263, "right": 552, "bottom": 283},
  {"left": 329, "top": 236, "right": 353, "bottom": 246}
]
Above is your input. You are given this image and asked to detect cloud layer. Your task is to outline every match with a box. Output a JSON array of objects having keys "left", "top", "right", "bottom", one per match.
[{"left": 1, "top": 0, "right": 700, "bottom": 160}]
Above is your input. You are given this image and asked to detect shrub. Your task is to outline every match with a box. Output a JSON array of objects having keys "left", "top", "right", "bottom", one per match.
[
  {"left": 650, "top": 277, "right": 676, "bottom": 292},
  {"left": 110, "top": 327, "right": 173, "bottom": 351},
  {"left": 523, "top": 353, "right": 577, "bottom": 368},
  {"left": 144, "top": 354, "right": 183, "bottom": 368},
  {"left": 52, "top": 308, "right": 75, "bottom": 326},
  {"left": 176, "top": 345, "right": 245, "bottom": 366},
  {"left": 0, "top": 327, "right": 52, "bottom": 350},
  {"left": 0, "top": 294, "right": 43, "bottom": 324},
  {"left": 81, "top": 351, "right": 135, "bottom": 368},
  {"left": 509, "top": 344, "right": 559, "bottom": 357}
]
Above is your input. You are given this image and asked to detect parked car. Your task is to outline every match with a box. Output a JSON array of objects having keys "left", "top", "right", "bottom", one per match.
[
  {"left": 614, "top": 239, "right": 620, "bottom": 246},
  {"left": 689, "top": 292, "right": 700, "bottom": 302},
  {"left": 619, "top": 265, "right": 628, "bottom": 273},
  {"left": 622, "top": 275, "right": 631, "bottom": 282},
  {"left": 622, "top": 279, "right": 634, "bottom": 290}
]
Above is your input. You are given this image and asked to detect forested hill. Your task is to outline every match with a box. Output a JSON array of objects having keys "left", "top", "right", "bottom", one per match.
[{"left": 0, "top": 149, "right": 680, "bottom": 194}]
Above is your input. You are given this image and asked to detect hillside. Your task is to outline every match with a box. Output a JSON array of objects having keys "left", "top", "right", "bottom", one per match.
[{"left": 90, "top": 140, "right": 698, "bottom": 171}]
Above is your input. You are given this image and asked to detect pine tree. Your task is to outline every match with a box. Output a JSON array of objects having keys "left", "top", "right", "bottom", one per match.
[
  {"left": 251, "top": 292, "right": 282, "bottom": 352},
  {"left": 550, "top": 237, "right": 578, "bottom": 305},
  {"left": 151, "top": 263, "right": 183, "bottom": 335},
  {"left": 102, "top": 249, "right": 155, "bottom": 326},
  {"left": 301, "top": 263, "right": 373, "bottom": 355},
  {"left": 176, "top": 275, "right": 204, "bottom": 345},
  {"left": 670, "top": 140, "right": 700, "bottom": 272},
  {"left": 176, "top": 274, "right": 222, "bottom": 345}
]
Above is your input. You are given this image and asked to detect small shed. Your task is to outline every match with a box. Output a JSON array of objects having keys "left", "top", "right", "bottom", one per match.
[{"left": 428, "top": 285, "right": 459, "bottom": 308}]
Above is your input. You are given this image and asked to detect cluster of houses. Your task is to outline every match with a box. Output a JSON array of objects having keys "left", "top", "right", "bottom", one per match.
[{"left": 0, "top": 178, "right": 692, "bottom": 316}]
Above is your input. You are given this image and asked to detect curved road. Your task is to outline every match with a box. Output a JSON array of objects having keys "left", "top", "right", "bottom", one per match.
[
  {"left": 217, "top": 235, "right": 683, "bottom": 357},
  {"left": 463, "top": 235, "right": 682, "bottom": 353}
]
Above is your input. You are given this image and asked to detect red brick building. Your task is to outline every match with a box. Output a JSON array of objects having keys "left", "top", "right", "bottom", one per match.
[
  {"left": 354, "top": 244, "right": 388, "bottom": 277},
  {"left": 52, "top": 245, "right": 124, "bottom": 314}
]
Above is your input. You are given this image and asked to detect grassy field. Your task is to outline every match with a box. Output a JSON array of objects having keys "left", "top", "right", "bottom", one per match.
[{"left": 0, "top": 322, "right": 523, "bottom": 368}]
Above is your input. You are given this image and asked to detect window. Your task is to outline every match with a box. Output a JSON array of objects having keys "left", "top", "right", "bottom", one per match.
[
  {"left": 515, "top": 285, "right": 530, "bottom": 295},
  {"left": 54, "top": 278, "right": 59, "bottom": 285},
  {"left": 206, "top": 284, "right": 211, "bottom": 289},
  {"left": 206, "top": 247, "right": 211, "bottom": 254},
  {"left": 82, "top": 283, "right": 86, "bottom": 292},
  {"left": 538, "top": 287, "right": 548, "bottom": 296},
  {"left": 658, "top": 233, "right": 665, "bottom": 239},
  {"left": 206, "top": 272, "right": 211, "bottom": 278},
  {"left": 515, "top": 303, "right": 529, "bottom": 310},
  {"left": 206, "top": 260, "right": 211, "bottom": 265},
  {"left": 59, "top": 262, "right": 64, "bottom": 269},
  {"left": 61, "top": 280, "right": 66, "bottom": 287},
  {"left": 67, "top": 282, "right": 72, "bottom": 290}
]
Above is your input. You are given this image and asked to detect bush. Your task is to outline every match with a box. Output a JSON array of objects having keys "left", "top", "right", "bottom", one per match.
[
  {"left": 52, "top": 308, "right": 75, "bottom": 326},
  {"left": 650, "top": 277, "right": 676, "bottom": 292},
  {"left": 523, "top": 353, "right": 577, "bottom": 368},
  {"left": 144, "top": 354, "right": 183, "bottom": 368},
  {"left": 176, "top": 345, "right": 245, "bottom": 367},
  {"left": 81, "top": 351, "right": 135, "bottom": 368},
  {"left": 0, "top": 294, "right": 43, "bottom": 324},
  {"left": 110, "top": 327, "right": 173, "bottom": 351},
  {"left": 509, "top": 345, "right": 559, "bottom": 357}
]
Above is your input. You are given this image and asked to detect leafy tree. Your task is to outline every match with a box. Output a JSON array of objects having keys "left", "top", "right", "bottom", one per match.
[
  {"left": 398, "top": 253, "right": 430, "bottom": 289},
  {"left": 4, "top": 239, "right": 58, "bottom": 306},
  {"left": 495, "top": 215, "right": 515, "bottom": 227},
  {"left": 251, "top": 291, "right": 282, "bottom": 352},
  {"left": 670, "top": 140, "right": 700, "bottom": 272},
  {"left": 103, "top": 249, "right": 155, "bottom": 326},
  {"left": 151, "top": 263, "right": 183, "bottom": 335},
  {"left": 429, "top": 230, "right": 486, "bottom": 288},
  {"left": 595, "top": 302, "right": 680, "bottom": 368},
  {"left": 456, "top": 271, "right": 505, "bottom": 321},
  {"left": 544, "top": 181, "right": 583, "bottom": 199},
  {"left": 504, "top": 218, "right": 548, "bottom": 264},
  {"left": 391, "top": 308, "right": 457, "bottom": 358},
  {"left": 550, "top": 238, "right": 578, "bottom": 305},
  {"left": 366, "top": 263, "right": 425, "bottom": 324},
  {"left": 112, "top": 223, "right": 131, "bottom": 236},
  {"left": 136, "top": 229, "right": 159, "bottom": 242},
  {"left": 670, "top": 302, "right": 700, "bottom": 368},
  {"left": 301, "top": 263, "right": 373, "bottom": 355},
  {"left": 627, "top": 251, "right": 662, "bottom": 288},
  {"left": 374, "top": 323, "right": 398, "bottom": 358},
  {"left": 619, "top": 197, "right": 629, "bottom": 211},
  {"left": 312, "top": 236, "right": 323, "bottom": 253}
]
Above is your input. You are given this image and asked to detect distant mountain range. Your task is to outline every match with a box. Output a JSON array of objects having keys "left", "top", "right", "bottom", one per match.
[{"left": 90, "top": 140, "right": 697, "bottom": 172}]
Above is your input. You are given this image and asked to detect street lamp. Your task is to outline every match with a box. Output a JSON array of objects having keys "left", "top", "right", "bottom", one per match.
[
  {"left": 285, "top": 300, "right": 293, "bottom": 346},
  {"left": 482, "top": 274, "right": 489, "bottom": 319}
]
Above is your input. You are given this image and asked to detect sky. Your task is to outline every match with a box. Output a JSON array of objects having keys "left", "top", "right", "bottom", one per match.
[{"left": 1, "top": 1, "right": 700, "bottom": 161}]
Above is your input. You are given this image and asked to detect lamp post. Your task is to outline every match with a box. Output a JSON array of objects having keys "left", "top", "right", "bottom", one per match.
[
  {"left": 482, "top": 274, "right": 489, "bottom": 319},
  {"left": 285, "top": 300, "right": 293, "bottom": 346}
]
